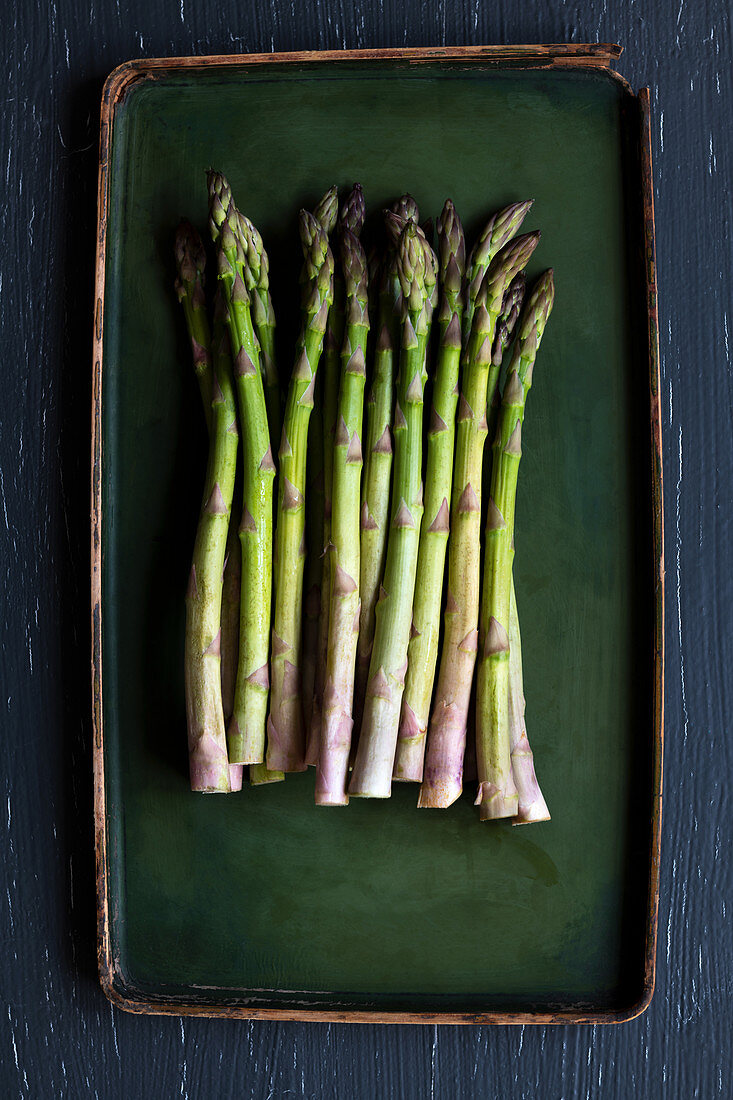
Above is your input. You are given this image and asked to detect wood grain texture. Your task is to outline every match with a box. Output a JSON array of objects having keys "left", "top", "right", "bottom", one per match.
[{"left": 0, "top": 0, "right": 730, "bottom": 1096}]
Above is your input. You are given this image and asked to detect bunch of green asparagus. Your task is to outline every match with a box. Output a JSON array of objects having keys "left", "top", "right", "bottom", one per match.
[{"left": 175, "top": 172, "right": 554, "bottom": 823}]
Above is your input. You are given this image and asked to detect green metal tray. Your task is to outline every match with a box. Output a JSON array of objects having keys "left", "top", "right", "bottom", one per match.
[{"left": 92, "top": 45, "right": 663, "bottom": 1023}]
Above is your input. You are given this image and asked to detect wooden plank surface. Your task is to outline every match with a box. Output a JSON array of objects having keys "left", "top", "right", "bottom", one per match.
[{"left": 0, "top": 0, "right": 730, "bottom": 1096}]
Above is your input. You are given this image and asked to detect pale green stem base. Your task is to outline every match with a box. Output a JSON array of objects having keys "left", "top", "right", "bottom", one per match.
[{"left": 508, "top": 579, "right": 550, "bottom": 824}]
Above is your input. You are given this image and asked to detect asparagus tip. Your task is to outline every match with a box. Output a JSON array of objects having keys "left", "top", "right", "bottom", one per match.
[
  {"left": 339, "top": 182, "right": 366, "bottom": 237},
  {"left": 313, "top": 185, "right": 339, "bottom": 234}
]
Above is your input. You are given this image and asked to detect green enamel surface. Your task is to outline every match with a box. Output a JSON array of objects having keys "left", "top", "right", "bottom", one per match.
[{"left": 102, "top": 61, "right": 653, "bottom": 1012}]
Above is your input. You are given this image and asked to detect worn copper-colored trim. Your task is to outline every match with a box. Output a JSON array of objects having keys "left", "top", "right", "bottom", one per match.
[
  {"left": 632, "top": 85, "right": 664, "bottom": 1023},
  {"left": 92, "top": 45, "right": 661, "bottom": 1025},
  {"left": 92, "top": 64, "right": 113, "bottom": 1008},
  {"left": 97, "top": 990, "right": 653, "bottom": 1025},
  {"left": 103, "top": 43, "right": 622, "bottom": 85}
]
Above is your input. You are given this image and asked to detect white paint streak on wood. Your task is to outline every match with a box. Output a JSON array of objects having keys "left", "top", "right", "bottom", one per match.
[{"left": 675, "top": 426, "right": 688, "bottom": 747}]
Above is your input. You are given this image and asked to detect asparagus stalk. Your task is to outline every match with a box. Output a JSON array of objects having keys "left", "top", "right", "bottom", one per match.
[
  {"left": 305, "top": 188, "right": 343, "bottom": 766},
  {"left": 394, "top": 200, "right": 466, "bottom": 781},
  {"left": 482, "top": 272, "right": 548, "bottom": 821},
  {"left": 180, "top": 282, "right": 240, "bottom": 792},
  {"left": 183, "top": 363, "right": 239, "bottom": 791},
  {"left": 475, "top": 270, "right": 554, "bottom": 820},
  {"left": 304, "top": 322, "right": 341, "bottom": 765},
  {"left": 419, "top": 232, "right": 540, "bottom": 809},
  {"left": 479, "top": 272, "right": 526, "bottom": 536},
  {"left": 250, "top": 760, "right": 285, "bottom": 785},
  {"left": 224, "top": 207, "right": 286, "bottom": 792},
  {"left": 212, "top": 298, "right": 245, "bottom": 794},
  {"left": 306, "top": 185, "right": 363, "bottom": 766},
  {"left": 218, "top": 479, "right": 241, "bottom": 725},
  {"left": 507, "top": 582, "right": 550, "bottom": 823},
  {"left": 353, "top": 252, "right": 400, "bottom": 727},
  {"left": 462, "top": 201, "right": 533, "bottom": 348},
  {"left": 175, "top": 222, "right": 242, "bottom": 793},
  {"left": 228, "top": 765, "right": 244, "bottom": 792},
  {"left": 208, "top": 172, "right": 276, "bottom": 768},
  {"left": 463, "top": 678, "right": 478, "bottom": 782},
  {"left": 229, "top": 226, "right": 286, "bottom": 789},
  {"left": 349, "top": 223, "right": 430, "bottom": 797},
  {"left": 466, "top": 262, "right": 524, "bottom": 795},
  {"left": 316, "top": 228, "right": 370, "bottom": 804},
  {"left": 236, "top": 212, "right": 281, "bottom": 440},
  {"left": 365, "top": 242, "right": 382, "bottom": 322},
  {"left": 267, "top": 212, "right": 334, "bottom": 772},
  {"left": 301, "top": 365, "right": 325, "bottom": 733}
]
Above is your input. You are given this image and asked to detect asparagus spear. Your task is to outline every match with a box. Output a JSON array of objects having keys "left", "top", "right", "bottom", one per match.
[
  {"left": 212, "top": 297, "right": 245, "bottom": 793},
  {"left": 304, "top": 322, "right": 341, "bottom": 765},
  {"left": 231, "top": 221, "right": 286, "bottom": 788},
  {"left": 175, "top": 222, "right": 243, "bottom": 792},
  {"left": 302, "top": 180, "right": 339, "bottom": 735},
  {"left": 301, "top": 365, "right": 325, "bottom": 733},
  {"left": 475, "top": 270, "right": 554, "bottom": 820},
  {"left": 267, "top": 212, "right": 334, "bottom": 772},
  {"left": 317, "top": 228, "right": 370, "bottom": 804},
  {"left": 419, "top": 232, "right": 540, "bottom": 809},
  {"left": 180, "top": 263, "right": 240, "bottom": 792},
  {"left": 459, "top": 276, "right": 525, "bottom": 800},
  {"left": 208, "top": 172, "right": 276, "bottom": 768},
  {"left": 462, "top": 201, "right": 533, "bottom": 348},
  {"left": 305, "top": 188, "right": 343, "bottom": 766},
  {"left": 349, "top": 223, "right": 430, "bottom": 797},
  {"left": 279, "top": 195, "right": 334, "bottom": 760},
  {"left": 365, "top": 241, "right": 382, "bottom": 323},
  {"left": 306, "top": 184, "right": 364, "bottom": 766},
  {"left": 353, "top": 250, "right": 400, "bottom": 727},
  {"left": 236, "top": 212, "right": 281, "bottom": 440},
  {"left": 183, "top": 366, "right": 239, "bottom": 791},
  {"left": 394, "top": 200, "right": 466, "bottom": 781},
  {"left": 482, "top": 272, "right": 548, "bottom": 821},
  {"left": 468, "top": 258, "right": 519, "bottom": 800}
]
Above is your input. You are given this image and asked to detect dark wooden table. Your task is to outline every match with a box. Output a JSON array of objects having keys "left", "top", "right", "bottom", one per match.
[{"left": 1, "top": 2, "right": 730, "bottom": 1096}]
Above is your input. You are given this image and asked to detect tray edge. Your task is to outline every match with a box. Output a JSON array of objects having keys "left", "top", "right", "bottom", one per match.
[
  {"left": 91, "top": 45, "right": 663, "bottom": 1026},
  {"left": 628, "top": 84, "right": 664, "bottom": 1025}
]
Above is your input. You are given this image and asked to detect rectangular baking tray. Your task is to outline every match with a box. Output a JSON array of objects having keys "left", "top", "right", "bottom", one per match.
[{"left": 92, "top": 44, "right": 663, "bottom": 1023}]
